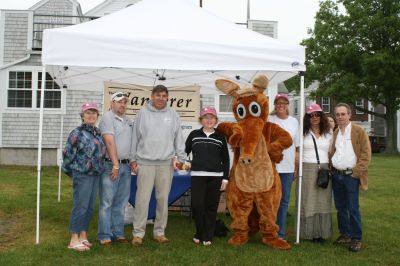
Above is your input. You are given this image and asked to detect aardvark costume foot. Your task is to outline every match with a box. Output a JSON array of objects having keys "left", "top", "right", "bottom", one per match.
[
  {"left": 216, "top": 75, "right": 292, "bottom": 249},
  {"left": 262, "top": 237, "right": 291, "bottom": 250},
  {"left": 228, "top": 231, "right": 249, "bottom": 246}
]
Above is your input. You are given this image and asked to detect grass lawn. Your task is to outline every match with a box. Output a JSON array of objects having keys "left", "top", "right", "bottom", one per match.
[{"left": 0, "top": 154, "right": 399, "bottom": 266}]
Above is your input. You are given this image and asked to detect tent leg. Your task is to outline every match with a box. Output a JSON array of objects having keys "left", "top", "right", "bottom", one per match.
[
  {"left": 295, "top": 72, "right": 305, "bottom": 244},
  {"left": 58, "top": 164, "right": 62, "bottom": 202},
  {"left": 36, "top": 65, "right": 46, "bottom": 244},
  {"left": 57, "top": 113, "right": 64, "bottom": 202}
]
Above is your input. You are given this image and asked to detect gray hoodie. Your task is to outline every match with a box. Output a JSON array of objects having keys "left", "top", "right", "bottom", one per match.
[{"left": 130, "top": 100, "right": 186, "bottom": 165}]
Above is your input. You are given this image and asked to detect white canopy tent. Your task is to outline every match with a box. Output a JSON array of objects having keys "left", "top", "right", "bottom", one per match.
[{"left": 38, "top": 0, "right": 306, "bottom": 244}]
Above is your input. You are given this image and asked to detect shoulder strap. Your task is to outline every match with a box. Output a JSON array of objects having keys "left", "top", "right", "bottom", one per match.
[{"left": 311, "top": 134, "right": 321, "bottom": 168}]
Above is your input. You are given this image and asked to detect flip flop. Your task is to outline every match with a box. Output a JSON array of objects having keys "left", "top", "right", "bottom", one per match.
[
  {"left": 68, "top": 243, "right": 90, "bottom": 252},
  {"left": 80, "top": 239, "right": 93, "bottom": 247}
]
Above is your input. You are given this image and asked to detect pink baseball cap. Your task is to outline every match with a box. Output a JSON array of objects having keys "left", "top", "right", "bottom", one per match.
[
  {"left": 81, "top": 102, "right": 99, "bottom": 113},
  {"left": 274, "top": 93, "right": 289, "bottom": 103},
  {"left": 306, "top": 103, "right": 323, "bottom": 114},
  {"left": 200, "top": 106, "right": 217, "bottom": 117}
]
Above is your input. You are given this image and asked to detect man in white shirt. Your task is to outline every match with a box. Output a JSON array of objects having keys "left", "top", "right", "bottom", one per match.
[{"left": 330, "top": 103, "right": 371, "bottom": 252}]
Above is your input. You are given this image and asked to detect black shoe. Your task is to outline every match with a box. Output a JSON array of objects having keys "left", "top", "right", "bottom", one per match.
[
  {"left": 334, "top": 235, "right": 351, "bottom": 245},
  {"left": 114, "top": 238, "right": 129, "bottom": 244},
  {"left": 349, "top": 240, "right": 362, "bottom": 252}
]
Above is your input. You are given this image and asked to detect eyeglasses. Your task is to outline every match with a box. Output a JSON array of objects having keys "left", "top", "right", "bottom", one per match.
[{"left": 309, "top": 112, "right": 321, "bottom": 118}]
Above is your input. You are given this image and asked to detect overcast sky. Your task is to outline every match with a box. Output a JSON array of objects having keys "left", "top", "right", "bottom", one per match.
[{"left": 0, "top": 0, "right": 320, "bottom": 45}]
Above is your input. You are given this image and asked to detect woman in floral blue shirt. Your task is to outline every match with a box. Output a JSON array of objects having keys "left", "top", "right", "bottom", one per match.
[{"left": 62, "top": 102, "right": 106, "bottom": 252}]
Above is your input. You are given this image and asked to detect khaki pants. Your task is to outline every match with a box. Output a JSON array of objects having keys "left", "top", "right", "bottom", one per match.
[{"left": 133, "top": 164, "right": 173, "bottom": 238}]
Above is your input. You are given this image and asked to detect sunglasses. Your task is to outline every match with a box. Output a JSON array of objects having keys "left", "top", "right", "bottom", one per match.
[
  {"left": 309, "top": 112, "right": 321, "bottom": 118},
  {"left": 112, "top": 93, "right": 128, "bottom": 100}
]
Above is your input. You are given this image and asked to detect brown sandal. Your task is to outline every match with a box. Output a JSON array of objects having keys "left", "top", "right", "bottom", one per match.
[{"left": 99, "top": 239, "right": 112, "bottom": 246}]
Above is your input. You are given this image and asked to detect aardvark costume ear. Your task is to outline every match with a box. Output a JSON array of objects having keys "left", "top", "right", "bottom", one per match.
[
  {"left": 215, "top": 79, "right": 240, "bottom": 97},
  {"left": 252, "top": 74, "right": 268, "bottom": 93}
]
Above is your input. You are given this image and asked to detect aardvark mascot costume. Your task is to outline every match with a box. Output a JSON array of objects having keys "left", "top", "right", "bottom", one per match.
[{"left": 216, "top": 74, "right": 292, "bottom": 249}]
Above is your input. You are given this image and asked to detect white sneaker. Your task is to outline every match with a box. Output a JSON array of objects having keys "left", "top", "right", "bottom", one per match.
[{"left": 203, "top": 241, "right": 211, "bottom": 246}]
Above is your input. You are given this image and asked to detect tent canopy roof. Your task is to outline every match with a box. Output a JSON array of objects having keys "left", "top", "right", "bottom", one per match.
[{"left": 42, "top": 0, "right": 305, "bottom": 89}]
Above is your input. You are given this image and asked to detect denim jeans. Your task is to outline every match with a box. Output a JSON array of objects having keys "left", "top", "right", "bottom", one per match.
[
  {"left": 332, "top": 171, "right": 362, "bottom": 241},
  {"left": 98, "top": 162, "right": 131, "bottom": 241},
  {"left": 276, "top": 172, "right": 294, "bottom": 239},
  {"left": 69, "top": 171, "right": 99, "bottom": 234}
]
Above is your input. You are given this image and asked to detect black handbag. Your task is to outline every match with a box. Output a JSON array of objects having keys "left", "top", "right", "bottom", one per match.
[{"left": 311, "top": 134, "right": 331, "bottom": 189}]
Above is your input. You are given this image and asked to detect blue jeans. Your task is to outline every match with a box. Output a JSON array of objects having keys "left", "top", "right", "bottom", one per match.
[
  {"left": 98, "top": 162, "right": 131, "bottom": 241},
  {"left": 276, "top": 172, "right": 294, "bottom": 239},
  {"left": 69, "top": 171, "right": 99, "bottom": 234},
  {"left": 332, "top": 171, "right": 362, "bottom": 241}
]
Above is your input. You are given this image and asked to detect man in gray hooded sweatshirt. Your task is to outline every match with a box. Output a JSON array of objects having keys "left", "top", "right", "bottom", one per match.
[{"left": 130, "top": 84, "right": 186, "bottom": 246}]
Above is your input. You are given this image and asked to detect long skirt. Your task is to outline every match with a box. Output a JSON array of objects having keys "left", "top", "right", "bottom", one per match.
[{"left": 297, "top": 163, "right": 332, "bottom": 240}]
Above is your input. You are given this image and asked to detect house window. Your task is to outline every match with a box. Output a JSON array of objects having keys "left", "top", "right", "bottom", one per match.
[
  {"left": 219, "top": 95, "right": 233, "bottom": 113},
  {"left": 321, "top": 97, "right": 330, "bottom": 113},
  {"left": 356, "top": 99, "right": 364, "bottom": 114},
  {"left": 7, "top": 71, "right": 33, "bottom": 108},
  {"left": 7, "top": 70, "right": 61, "bottom": 109},
  {"left": 37, "top": 72, "right": 61, "bottom": 108}
]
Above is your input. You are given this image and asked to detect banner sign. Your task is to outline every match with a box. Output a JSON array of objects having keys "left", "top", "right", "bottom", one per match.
[{"left": 104, "top": 82, "right": 200, "bottom": 121}]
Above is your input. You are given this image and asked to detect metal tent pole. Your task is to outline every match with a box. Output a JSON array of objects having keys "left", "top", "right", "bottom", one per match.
[
  {"left": 295, "top": 71, "right": 305, "bottom": 244},
  {"left": 36, "top": 65, "right": 46, "bottom": 244},
  {"left": 57, "top": 113, "right": 64, "bottom": 202}
]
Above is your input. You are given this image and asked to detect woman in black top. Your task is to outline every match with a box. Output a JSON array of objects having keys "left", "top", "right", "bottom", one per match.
[{"left": 185, "top": 106, "right": 230, "bottom": 246}]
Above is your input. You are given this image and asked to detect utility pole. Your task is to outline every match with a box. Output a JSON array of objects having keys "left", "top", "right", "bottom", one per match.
[
  {"left": 200, "top": 0, "right": 202, "bottom": 8},
  {"left": 247, "top": 0, "right": 250, "bottom": 27},
  {"left": 247, "top": 0, "right": 250, "bottom": 21}
]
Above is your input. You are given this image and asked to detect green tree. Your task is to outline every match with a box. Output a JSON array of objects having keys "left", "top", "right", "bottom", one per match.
[{"left": 302, "top": 0, "right": 400, "bottom": 153}]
